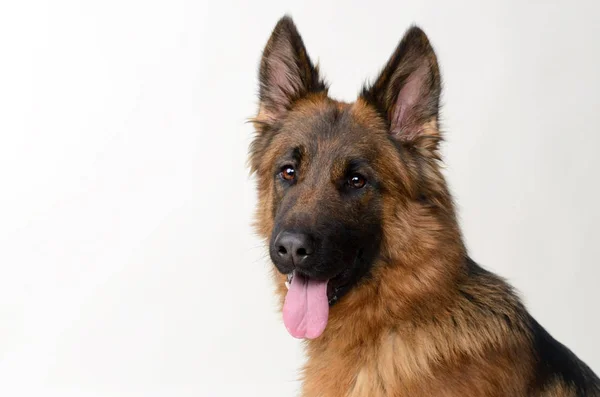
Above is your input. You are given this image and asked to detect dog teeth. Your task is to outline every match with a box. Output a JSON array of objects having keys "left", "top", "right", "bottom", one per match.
[{"left": 285, "top": 272, "right": 294, "bottom": 289}]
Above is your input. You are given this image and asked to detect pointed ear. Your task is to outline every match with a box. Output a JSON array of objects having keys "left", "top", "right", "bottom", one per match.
[
  {"left": 362, "top": 27, "right": 441, "bottom": 150},
  {"left": 256, "top": 16, "right": 327, "bottom": 125}
]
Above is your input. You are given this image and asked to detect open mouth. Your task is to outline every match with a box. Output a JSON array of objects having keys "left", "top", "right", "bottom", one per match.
[
  {"left": 282, "top": 270, "right": 352, "bottom": 340},
  {"left": 284, "top": 248, "right": 362, "bottom": 306},
  {"left": 285, "top": 270, "right": 349, "bottom": 306},
  {"left": 280, "top": 250, "right": 363, "bottom": 340}
]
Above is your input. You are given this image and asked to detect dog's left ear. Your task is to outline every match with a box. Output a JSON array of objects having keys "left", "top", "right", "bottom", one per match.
[{"left": 362, "top": 27, "right": 441, "bottom": 151}]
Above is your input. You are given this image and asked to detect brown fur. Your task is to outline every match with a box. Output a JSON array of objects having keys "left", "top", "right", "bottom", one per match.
[
  {"left": 261, "top": 100, "right": 536, "bottom": 397},
  {"left": 250, "top": 16, "right": 599, "bottom": 397}
]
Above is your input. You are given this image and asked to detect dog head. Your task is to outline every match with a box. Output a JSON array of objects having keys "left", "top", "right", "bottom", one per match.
[{"left": 250, "top": 16, "right": 458, "bottom": 339}]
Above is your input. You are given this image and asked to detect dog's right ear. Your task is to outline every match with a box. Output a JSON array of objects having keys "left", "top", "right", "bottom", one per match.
[{"left": 256, "top": 16, "right": 327, "bottom": 126}]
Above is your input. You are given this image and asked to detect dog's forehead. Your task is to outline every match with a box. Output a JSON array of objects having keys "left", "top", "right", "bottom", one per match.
[{"left": 283, "top": 98, "right": 386, "bottom": 160}]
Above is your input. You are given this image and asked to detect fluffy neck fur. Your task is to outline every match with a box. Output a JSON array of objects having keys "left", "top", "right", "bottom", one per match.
[{"left": 288, "top": 212, "right": 534, "bottom": 397}]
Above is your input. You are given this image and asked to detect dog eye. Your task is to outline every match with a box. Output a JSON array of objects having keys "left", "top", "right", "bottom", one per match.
[
  {"left": 348, "top": 173, "right": 366, "bottom": 189},
  {"left": 280, "top": 165, "right": 296, "bottom": 181}
]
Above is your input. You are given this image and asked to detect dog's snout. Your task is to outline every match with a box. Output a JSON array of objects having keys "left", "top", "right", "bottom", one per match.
[{"left": 274, "top": 231, "right": 314, "bottom": 268}]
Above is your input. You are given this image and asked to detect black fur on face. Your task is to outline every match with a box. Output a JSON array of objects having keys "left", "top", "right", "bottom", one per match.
[{"left": 266, "top": 106, "right": 384, "bottom": 305}]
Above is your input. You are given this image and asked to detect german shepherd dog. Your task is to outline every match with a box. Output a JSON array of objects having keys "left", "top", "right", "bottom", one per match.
[{"left": 249, "top": 16, "right": 600, "bottom": 397}]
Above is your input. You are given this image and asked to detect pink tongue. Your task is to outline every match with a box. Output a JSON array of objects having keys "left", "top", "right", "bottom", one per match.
[{"left": 282, "top": 272, "right": 329, "bottom": 339}]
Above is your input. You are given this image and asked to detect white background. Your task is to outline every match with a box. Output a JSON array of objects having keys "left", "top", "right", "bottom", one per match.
[{"left": 0, "top": 1, "right": 599, "bottom": 396}]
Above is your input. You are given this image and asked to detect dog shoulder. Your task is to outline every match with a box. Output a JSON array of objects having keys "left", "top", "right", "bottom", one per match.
[{"left": 529, "top": 316, "right": 600, "bottom": 396}]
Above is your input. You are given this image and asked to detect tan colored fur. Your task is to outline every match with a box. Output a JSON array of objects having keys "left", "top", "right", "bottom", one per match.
[{"left": 253, "top": 98, "right": 580, "bottom": 397}]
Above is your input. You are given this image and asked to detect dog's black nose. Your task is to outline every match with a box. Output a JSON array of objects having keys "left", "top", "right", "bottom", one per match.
[{"left": 274, "top": 231, "right": 314, "bottom": 268}]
